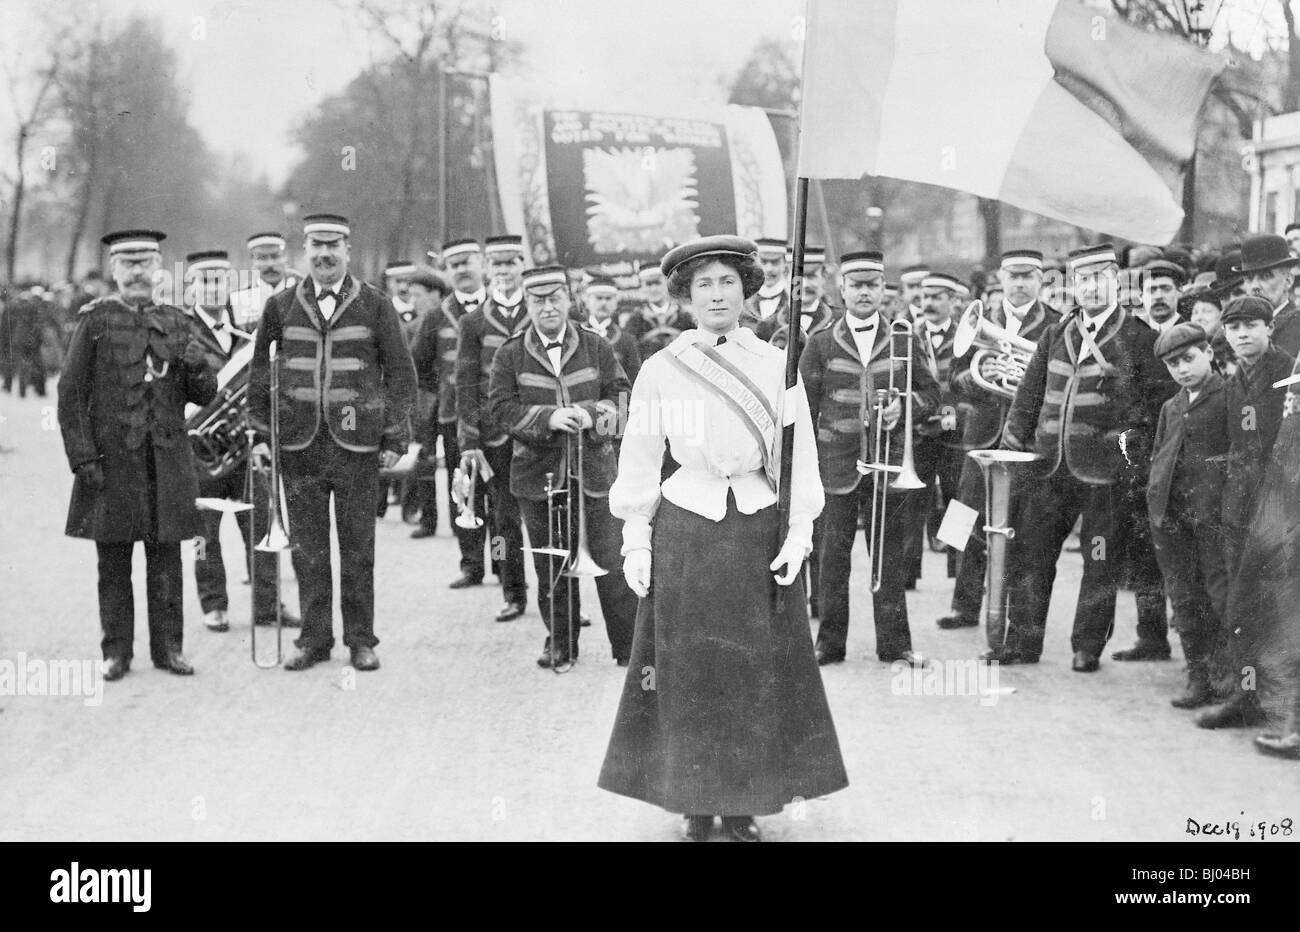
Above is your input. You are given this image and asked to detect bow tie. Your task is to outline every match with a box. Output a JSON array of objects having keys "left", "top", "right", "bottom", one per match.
[
  {"left": 1085, "top": 321, "right": 1099, "bottom": 334},
  {"left": 853, "top": 322, "right": 876, "bottom": 333},
  {"left": 715, "top": 335, "right": 727, "bottom": 346},
  {"left": 211, "top": 321, "right": 225, "bottom": 332},
  {"left": 318, "top": 289, "right": 337, "bottom": 303},
  {"left": 543, "top": 339, "right": 563, "bottom": 351}
]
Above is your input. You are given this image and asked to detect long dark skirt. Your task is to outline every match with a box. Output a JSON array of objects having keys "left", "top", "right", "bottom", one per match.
[{"left": 598, "top": 497, "right": 848, "bottom": 817}]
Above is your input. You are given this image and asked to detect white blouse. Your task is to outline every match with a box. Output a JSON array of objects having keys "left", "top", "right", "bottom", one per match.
[{"left": 608, "top": 326, "right": 824, "bottom": 556}]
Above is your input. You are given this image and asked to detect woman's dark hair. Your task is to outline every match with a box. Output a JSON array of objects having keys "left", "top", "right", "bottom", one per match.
[{"left": 667, "top": 251, "right": 765, "bottom": 303}]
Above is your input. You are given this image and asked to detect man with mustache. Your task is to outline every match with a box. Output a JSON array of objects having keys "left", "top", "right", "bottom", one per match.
[
  {"left": 1239, "top": 233, "right": 1300, "bottom": 358},
  {"left": 742, "top": 238, "right": 789, "bottom": 327},
  {"left": 248, "top": 213, "right": 417, "bottom": 672},
  {"left": 230, "top": 232, "right": 299, "bottom": 331},
  {"left": 1140, "top": 260, "right": 1187, "bottom": 335},
  {"left": 756, "top": 246, "right": 834, "bottom": 348},
  {"left": 455, "top": 234, "right": 531, "bottom": 620},
  {"left": 58, "top": 229, "right": 216, "bottom": 681}
]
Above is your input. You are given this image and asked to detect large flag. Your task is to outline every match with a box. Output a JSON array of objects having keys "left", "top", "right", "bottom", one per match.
[{"left": 797, "top": 0, "right": 1225, "bottom": 244}]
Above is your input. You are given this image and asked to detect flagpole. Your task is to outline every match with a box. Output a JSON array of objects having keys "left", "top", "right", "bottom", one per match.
[{"left": 775, "top": 176, "right": 810, "bottom": 611}]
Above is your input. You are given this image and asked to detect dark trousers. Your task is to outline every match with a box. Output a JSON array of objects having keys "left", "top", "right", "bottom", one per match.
[
  {"left": 194, "top": 466, "right": 278, "bottom": 620},
  {"left": 483, "top": 441, "right": 527, "bottom": 603},
  {"left": 518, "top": 492, "right": 636, "bottom": 661},
  {"left": 806, "top": 516, "right": 823, "bottom": 612},
  {"left": 906, "top": 435, "right": 963, "bottom": 581},
  {"left": 1004, "top": 471, "right": 1119, "bottom": 657},
  {"left": 281, "top": 435, "right": 380, "bottom": 652},
  {"left": 817, "top": 477, "right": 913, "bottom": 659},
  {"left": 1150, "top": 506, "right": 1229, "bottom": 660},
  {"left": 95, "top": 541, "right": 183, "bottom": 663},
  {"left": 950, "top": 455, "right": 988, "bottom": 621},
  {"left": 443, "top": 421, "right": 487, "bottom": 578}
]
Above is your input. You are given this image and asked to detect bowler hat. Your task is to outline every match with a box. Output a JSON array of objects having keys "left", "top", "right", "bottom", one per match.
[{"left": 1232, "top": 235, "right": 1295, "bottom": 275}]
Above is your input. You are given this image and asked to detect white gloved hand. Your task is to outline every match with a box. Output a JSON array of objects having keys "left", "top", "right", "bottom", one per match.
[
  {"left": 623, "top": 549, "right": 651, "bottom": 598},
  {"left": 769, "top": 537, "right": 808, "bottom": 586}
]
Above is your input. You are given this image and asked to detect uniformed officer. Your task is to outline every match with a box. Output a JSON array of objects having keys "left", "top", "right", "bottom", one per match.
[
  {"left": 248, "top": 213, "right": 417, "bottom": 672},
  {"left": 624, "top": 264, "right": 696, "bottom": 358},
  {"left": 455, "top": 234, "right": 530, "bottom": 620},
  {"left": 800, "top": 251, "right": 941, "bottom": 666},
  {"left": 487, "top": 265, "right": 637, "bottom": 667},
  {"left": 582, "top": 273, "right": 641, "bottom": 386},
  {"left": 58, "top": 229, "right": 217, "bottom": 681},
  {"left": 184, "top": 249, "right": 300, "bottom": 633},
  {"left": 744, "top": 237, "right": 789, "bottom": 326},
  {"left": 412, "top": 238, "right": 489, "bottom": 583},
  {"left": 405, "top": 270, "right": 451, "bottom": 539},
  {"left": 999, "top": 244, "right": 1177, "bottom": 671},
  {"left": 756, "top": 245, "right": 834, "bottom": 346},
  {"left": 230, "top": 232, "right": 299, "bottom": 331},
  {"left": 938, "top": 249, "right": 1059, "bottom": 630},
  {"left": 900, "top": 265, "right": 929, "bottom": 326}
]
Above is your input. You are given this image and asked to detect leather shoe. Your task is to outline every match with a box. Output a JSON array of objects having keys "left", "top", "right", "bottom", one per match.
[
  {"left": 682, "top": 815, "right": 713, "bottom": 842},
  {"left": 410, "top": 526, "right": 437, "bottom": 539},
  {"left": 448, "top": 574, "right": 484, "bottom": 590},
  {"left": 1254, "top": 732, "right": 1300, "bottom": 760},
  {"left": 495, "top": 601, "right": 526, "bottom": 622},
  {"left": 1110, "top": 639, "right": 1172, "bottom": 662},
  {"left": 616, "top": 658, "right": 630, "bottom": 667},
  {"left": 1197, "top": 695, "right": 1267, "bottom": 729},
  {"left": 154, "top": 651, "right": 194, "bottom": 676},
  {"left": 721, "top": 816, "right": 761, "bottom": 842},
  {"left": 203, "top": 609, "right": 228, "bottom": 632},
  {"left": 980, "top": 648, "right": 1039, "bottom": 665},
  {"left": 349, "top": 645, "right": 380, "bottom": 671},
  {"left": 284, "top": 648, "right": 331, "bottom": 671},
  {"left": 102, "top": 656, "right": 130, "bottom": 681},
  {"left": 1071, "top": 650, "right": 1100, "bottom": 673},
  {"left": 815, "top": 647, "right": 845, "bottom": 666},
  {"left": 883, "top": 650, "right": 929, "bottom": 668},
  {"left": 255, "top": 606, "right": 302, "bottom": 628},
  {"left": 536, "top": 646, "right": 575, "bottom": 669},
  {"left": 937, "top": 613, "right": 978, "bottom": 630}
]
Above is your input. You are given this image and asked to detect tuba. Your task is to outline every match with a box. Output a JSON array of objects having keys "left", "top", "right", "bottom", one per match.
[
  {"left": 952, "top": 300, "right": 1035, "bottom": 400},
  {"left": 186, "top": 335, "right": 255, "bottom": 479}
]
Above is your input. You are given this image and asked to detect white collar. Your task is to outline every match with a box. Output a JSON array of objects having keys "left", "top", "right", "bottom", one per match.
[
  {"left": 696, "top": 325, "right": 745, "bottom": 348},
  {"left": 847, "top": 312, "right": 880, "bottom": 332},
  {"left": 1004, "top": 299, "right": 1035, "bottom": 319},
  {"left": 312, "top": 276, "right": 344, "bottom": 297},
  {"left": 536, "top": 322, "right": 566, "bottom": 347},
  {"left": 1275, "top": 299, "right": 1290, "bottom": 317},
  {"left": 590, "top": 316, "right": 611, "bottom": 338},
  {"left": 457, "top": 287, "right": 486, "bottom": 306},
  {"left": 493, "top": 287, "right": 522, "bottom": 308},
  {"left": 392, "top": 295, "right": 413, "bottom": 313},
  {"left": 758, "top": 281, "right": 786, "bottom": 300},
  {"left": 194, "top": 305, "right": 224, "bottom": 329},
  {"left": 925, "top": 319, "right": 951, "bottom": 333},
  {"left": 1081, "top": 301, "right": 1118, "bottom": 331},
  {"left": 1149, "top": 313, "right": 1178, "bottom": 333}
]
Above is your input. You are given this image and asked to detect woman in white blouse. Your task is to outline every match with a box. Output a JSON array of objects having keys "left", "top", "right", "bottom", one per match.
[{"left": 597, "top": 235, "right": 848, "bottom": 841}]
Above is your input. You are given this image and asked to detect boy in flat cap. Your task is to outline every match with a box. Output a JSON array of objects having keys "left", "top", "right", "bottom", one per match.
[{"left": 1146, "top": 323, "right": 1230, "bottom": 710}]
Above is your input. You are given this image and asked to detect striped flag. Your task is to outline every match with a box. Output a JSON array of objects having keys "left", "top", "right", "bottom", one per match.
[{"left": 797, "top": 0, "right": 1225, "bottom": 244}]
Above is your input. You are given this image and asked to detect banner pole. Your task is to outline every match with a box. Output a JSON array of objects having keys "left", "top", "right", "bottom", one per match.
[{"left": 775, "top": 176, "right": 810, "bottom": 611}]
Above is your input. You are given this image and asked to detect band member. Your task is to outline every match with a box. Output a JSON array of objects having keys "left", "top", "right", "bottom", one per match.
[
  {"left": 1198, "top": 295, "right": 1294, "bottom": 729},
  {"left": 801, "top": 251, "right": 940, "bottom": 666},
  {"left": 248, "top": 213, "right": 417, "bottom": 672},
  {"left": 999, "top": 243, "right": 1176, "bottom": 671},
  {"left": 756, "top": 245, "right": 833, "bottom": 346},
  {"left": 456, "top": 234, "right": 530, "bottom": 619},
  {"left": 385, "top": 261, "right": 416, "bottom": 316},
  {"left": 486, "top": 266, "right": 636, "bottom": 667},
  {"left": 582, "top": 273, "right": 641, "bottom": 386},
  {"left": 1146, "top": 323, "right": 1229, "bottom": 710},
  {"left": 1140, "top": 260, "right": 1186, "bottom": 334},
  {"left": 882, "top": 282, "right": 901, "bottom": 319},
  {"left": 1238, "top": 234, "right": 1300, "bottom": 358},
  {"left": 939, "top": 249, "right": 1059, "bottom": 630},
  {"left": 900, "top": 265, "right": 929, "bottom": 325},
  {"left": 376, "top": 260, "right": 419, "bottom": 520},
  {"left": 600, "top": 235, "right": 847, "bottom": 842},
  {"left": 624, "top": 264, "right": 696, "bottom": 358},
  {"left": 230, "top": 232, "right": 299, "bottom": 331},
  {"left": 184, "top": 250, "right": 299, "bottom": 632},
  {"left": 58, "top": 229, "right": 216, "bottom": 680},
  {"left": 906, "top": 272, "right": 967, "bottom": 585},
  {"left": 414, "top": 237, "right": 489, "bottom": 584},
  {"left": 743, "top": 237, "right": 789, "bottom": 325},
  {"left": 405, "top": 270, "right": 451, "bottom": 539}
]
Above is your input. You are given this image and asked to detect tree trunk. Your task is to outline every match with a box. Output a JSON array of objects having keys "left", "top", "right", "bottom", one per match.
[
  {"left": 7, "top": 129, "right": 30, "bottom": 281},
  {"left": 977, "top": 197, "right": 1002, "bottom": 266}
]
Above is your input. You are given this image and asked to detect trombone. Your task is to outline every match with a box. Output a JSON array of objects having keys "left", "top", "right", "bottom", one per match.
[
  {"left": 452, "top": 455, "right": 484, "bottom": 530},
  {"left": 250, "top": 342, "right": 292, "bottom": 668},
  {"left": 859, "top": 319, "right": 926, "bottom": 591},
  {"left": 523, "top": 428, "right": 606, "bottom": 673}
]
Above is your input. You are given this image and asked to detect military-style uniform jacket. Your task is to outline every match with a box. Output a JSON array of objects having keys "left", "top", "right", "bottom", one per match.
[
  {"left": 411, "top": 293, "right": 477, "bottom": 425},
  {"left": 248, "top": 275, "right": 417, "bottom": 456},
  {"left": 742, "top": 285, "right": 790, "bottom": 331},
  {"left": 757, "top": 298, "right": 835, "bottom": 349},
  {"left": 954, "top": 300, "right": 1059, "bottom": 450},
  {"left": 1270, "top": 300, "right": 1300, "bottom": 360},
  {"left": 486, "top": 324, "right": 630, "bottom": 502},
  {"left": 800, "top": 314, "right": 942, "bottom": 495},
  {"left": 455, "top": 294, "right": 530, "bottom": 451},
  {"left": 230, "top": 273, "right": 298, "bottom": 330},
  {"left": 1146, "top": 374, "right": 1229, "bottom": 528},
  {"left": 1221, "top": 345, "right": 1295, "bottom": 531},
  {"left": 591, "top": 317, "right": 641, "bottom": 387},
  {"left": 1003, "top": 306, "right": 1175, "bottom": 485},
  {"left": 913, "top": 315, "right": 963, "bottom": 448},
  {"left": 187, "top": 304, "right": 245, "bottom": 375},
  {"left": 58, "top": 295, "right": 217, "bottom": 541},
  {"left": 622, "top": 302, "right": 696, "bottom": 359}
]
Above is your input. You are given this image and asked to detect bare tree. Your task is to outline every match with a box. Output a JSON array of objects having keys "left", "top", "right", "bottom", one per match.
[{"left": 3, "top": 46, "right": 60, "bottom": 281}]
